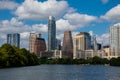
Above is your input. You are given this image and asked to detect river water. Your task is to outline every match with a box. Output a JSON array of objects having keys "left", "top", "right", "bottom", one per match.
[{"left": 0, "top": 65, "right": 120, "bottom": 80}]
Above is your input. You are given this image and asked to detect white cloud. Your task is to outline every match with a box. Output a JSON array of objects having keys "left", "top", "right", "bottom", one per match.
[
  {"left": 101, "top": 4, "right": 120, "bottom": 22},
  {"left": 0, "top": 0, "right": 19, "bottom": 10},
  {"left": 15, "top": 0, "right": 68, "bottom": 20},
  {"left": 56, "top": 19, "right": 75, "bottom": 32},
  {"left": 96, "top": 33, "right": 109, "bottom": 46},
  {"left": 0, "top": 18, "right": 49, "bottom": 49},
  {"left": 32, "top": 24, "right": 48, "bottom": 33},
  {"left": 64, "top": 13, "right": 97, "bottom": 27},
  {"left": 56, "top": 13, "right": 97, "bottom": 32},
  {"left": 20, "top": 32, "right": 30, "bottom": 39},
  {"left": 101, "top": 0, "right": 109, "bottom": 4},
  {"left": 0, "top": 18, "right": 31, "bottom": 33}
]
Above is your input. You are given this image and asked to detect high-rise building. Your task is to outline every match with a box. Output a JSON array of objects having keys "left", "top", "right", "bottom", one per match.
[
  {"left": 7, "top": 33, "right": 20, "bottom": 48},
  {"left": 29, "top": 33, "right": 41, "bottom": 53},
  {"left": 48, "top": 16, "right": 56, "bottom": 51},
  {"left": 110, "top": 23, "right": 120, "bottom": 57},
  {"left": 73, "top": 32, "right": 91, "bottom": 59},
  {"left": 62, "top": 31, "right": 73, "bottom": 58},
  {"left": 29, "top": 33, "right": 46, "bottom": 57},
  {"left": 34, "top": 38, "right": 46, "bottom": 57}
]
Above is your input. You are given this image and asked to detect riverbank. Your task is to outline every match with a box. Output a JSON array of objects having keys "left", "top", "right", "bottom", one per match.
[
  {"left": 0, "top": 44, "right": 120, "bottom": 68},
  {"left": 39, "top": 56, "right": 120, "bottom": 66}
]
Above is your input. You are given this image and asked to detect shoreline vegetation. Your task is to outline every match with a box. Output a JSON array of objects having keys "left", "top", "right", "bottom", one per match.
[
  {"left": 0, "top": 44, "right": 120, "bottom": 68},
  {"left": 0, "top": 44, "right": 39, "bottom": 68}
]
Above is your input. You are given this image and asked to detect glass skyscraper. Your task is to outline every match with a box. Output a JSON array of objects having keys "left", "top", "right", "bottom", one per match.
[
  {"left": 48, "top": 16, "right": 56, "bottom": 51},
  {"left": 7, "top": 33, "right": 20, "bottom": 48},
  {"left": 110, "top": 23, "right": 120, "bottom": 57}
]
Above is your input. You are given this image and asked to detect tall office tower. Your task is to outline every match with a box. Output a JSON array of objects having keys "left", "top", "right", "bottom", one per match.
[
  {"left": 48, "top": 16, "right": 56, "bottom": 51},
  {"left": 7, "top": 33, "right": 20, "bottom": 48},
  {"left": 62, "top": 31, "right": 73, "bottom": 58},
  {"left": 73, "top": 32, "right": 91, "bottom": 59},
  {"left": 110, "top": 23, "right": 120, "bottom": 57},
  {"left": 29, "top": 33, "right": 46, "bottom": 57}
]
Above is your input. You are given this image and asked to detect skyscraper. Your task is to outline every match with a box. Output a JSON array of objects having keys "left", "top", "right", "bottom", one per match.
[
  {"left": 29, "top": 33, "right": 46, "bottom": 57},
  {"left": 62, "top": 31, "right": 73, "bottom": 58},
  {"left": 73, "top": 32, "right": 91, "bottom": 59},
  {"left": 48, "top": 16, "right": 56, "bottom": 51},
  {"left": 110, "top": 23, "right": 120, "bottom": 57},
  {"left": 7, "top": 33, "right": 20, "bottom": 48}
]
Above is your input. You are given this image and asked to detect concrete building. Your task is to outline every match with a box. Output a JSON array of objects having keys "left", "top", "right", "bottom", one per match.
[
  {"left": 48, "top": 16, "right": 56, "bottom": 51},
  {"left": 62, "top": 31, "right": 73, "bottom": 58},
  {"left": 103, "top": 47, "right": 110, "bottom": 59},
  {"left": 29, "top": 33, "right": 46, "bottom": 57},
  {"left": 73, "top": 32, "right": 91, "bottom": 59},
  {"left": 110, "top": 23, "right": 120, "bottom": 57},
  {"left": 53, "top": 50, "right": 62, "bottom": 58},
  {"left": 7, "top": 33, "right": 20, "bottom": 48}
]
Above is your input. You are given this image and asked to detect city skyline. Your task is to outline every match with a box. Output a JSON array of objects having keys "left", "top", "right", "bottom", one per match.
[{"left": 0, "top": 0, "right": 120, "bottom": 49}]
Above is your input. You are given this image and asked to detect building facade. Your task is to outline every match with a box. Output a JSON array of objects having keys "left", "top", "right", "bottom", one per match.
[
  {"left": 29, "top": 33, "right": 41, "bottom": 53},
  {"left": 62, "top": 31, "right": 73, "bottom": 58},
  {"left": 110, "top": 23, "right": 120, "bottom": 57},
  {"left": 7, "top": 33, "right": 20, "bottom": 48},
  {"left": 73, "top": 32, "right": 91, "bottom": 59},
  {"left": 34, "top": 38, "right": 46, "bottom": 57},
  {"left": 48, "top": 16, "right": 56, "bottom": 51},
  {"left": 29, "top": 33, "right": 46, "bottom": 57}
]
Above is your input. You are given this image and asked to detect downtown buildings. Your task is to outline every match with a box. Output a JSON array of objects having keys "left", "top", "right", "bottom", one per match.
[
  {"left": 110, "top": 23, "right": 120, "bottom": 57},
  {"left": 29, "top": 33, "right": 46, "bottom": 57},
  {"left": 5, "top": 15, "right": 120, "bottom": 59},
  {"left": 7, "top": 33, "right": 20, "bottom": 48}
]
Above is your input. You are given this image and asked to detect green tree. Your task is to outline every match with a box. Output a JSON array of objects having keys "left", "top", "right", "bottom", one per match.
[{"left": 0, "top": 44, "right": 39, "bottom": 67}]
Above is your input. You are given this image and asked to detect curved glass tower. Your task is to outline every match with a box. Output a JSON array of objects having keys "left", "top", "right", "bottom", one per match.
[{"left": 48, "top": 16, "right": 56, "bottom": 51}]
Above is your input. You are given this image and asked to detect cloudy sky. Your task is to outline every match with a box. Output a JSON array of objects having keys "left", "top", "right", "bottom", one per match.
[{"left": 0, "top": 0, "right": 120, "bottom": 49}]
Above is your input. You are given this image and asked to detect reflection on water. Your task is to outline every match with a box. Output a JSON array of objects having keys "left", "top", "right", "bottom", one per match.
[{"left": 0, "top": 65, "right": 120, "bottom": 80}]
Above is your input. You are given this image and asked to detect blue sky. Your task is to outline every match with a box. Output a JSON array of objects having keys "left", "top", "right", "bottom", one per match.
[{"left": 0, "top": 0, "right": 120, "bottom": 49}]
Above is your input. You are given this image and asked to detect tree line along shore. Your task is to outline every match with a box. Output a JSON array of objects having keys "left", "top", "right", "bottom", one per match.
[{"left": 0, "top": 44, "right": 120, "bottom": 68}]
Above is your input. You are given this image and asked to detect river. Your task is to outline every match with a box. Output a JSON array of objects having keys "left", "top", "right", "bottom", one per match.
[{"left": 0, "top": 65, "right": 120, "bottom": 80}]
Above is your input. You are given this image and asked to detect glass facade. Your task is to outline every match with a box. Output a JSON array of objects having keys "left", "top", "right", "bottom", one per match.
[
  {"left": 48, "top": 16, "right": 56, "bottom": 51},
  {"left": 73, "top": 32, "right": 91, "bottom": 59},
  {"left": 110, "top": 23, "right": 120, "bottom": 56},
  {"left": 7, "top": 33, "right": 20, "bottom": 48}
]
